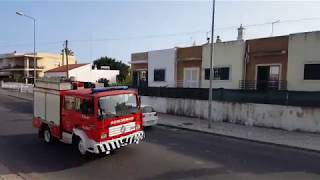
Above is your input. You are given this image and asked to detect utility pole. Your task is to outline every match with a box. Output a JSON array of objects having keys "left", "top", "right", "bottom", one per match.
[
  {"left": 65, "top": 40, "right": 69, "bottom": 79},
  {"left": 208, "top": 0, "right": 216, "bottom": 128}
]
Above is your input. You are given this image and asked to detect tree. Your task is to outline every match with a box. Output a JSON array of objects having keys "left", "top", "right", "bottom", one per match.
[
  {"left": 92, "top": 56, "right": 129, "bottom": 82},
  {"left": 61, "top": 48, "right": 74, "bottom": 56}
]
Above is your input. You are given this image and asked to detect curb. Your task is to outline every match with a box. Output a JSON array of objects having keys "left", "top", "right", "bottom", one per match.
[
  {"left": 7, "top": 94, "right": 32, "bottom": 102},
  {"left": 158, "top": 123, "right": 320, "bottom": 154}
]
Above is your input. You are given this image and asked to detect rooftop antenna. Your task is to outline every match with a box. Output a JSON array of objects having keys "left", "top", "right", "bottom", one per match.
[{"left": 271, "top": 20, "right": 280, "bottom": 36}]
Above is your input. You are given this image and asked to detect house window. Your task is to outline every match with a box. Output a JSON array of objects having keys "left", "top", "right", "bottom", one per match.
[
  {"left": 205, "top": 68, "right": 210, "bottom": 80},
  {"left": 304, "top": 64, "right": 320, "bottom": 80},
  {"left": 154, "top": 69, "right": 165, "bottom": 82},
  {"left": 204, "top": 67, "right": 230, "bottom": 80}
]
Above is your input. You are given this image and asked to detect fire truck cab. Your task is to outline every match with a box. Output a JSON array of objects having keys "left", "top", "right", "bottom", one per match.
[{"left": 32, "top": 78, "right": 144, "bottom": 155}]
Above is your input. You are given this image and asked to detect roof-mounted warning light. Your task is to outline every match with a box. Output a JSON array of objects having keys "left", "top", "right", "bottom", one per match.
[{"left": 91, "top": 86, "right": 129, "bottom": 94}]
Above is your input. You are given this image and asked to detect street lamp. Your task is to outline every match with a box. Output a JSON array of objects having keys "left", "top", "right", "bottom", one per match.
[
  {"left": 208, "top": 0, "right": 216, "bottom": 128},
  {"left": 16, "top": 11, "right": 36, "bottom": 84}
]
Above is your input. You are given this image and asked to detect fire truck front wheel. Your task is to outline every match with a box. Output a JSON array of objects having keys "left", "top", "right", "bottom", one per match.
[
  {"left": 73, "top": 136, "right": 87, "bottom": 156},
  {"left": 43, "top": 127, "right": 54, "bottom": 144}
]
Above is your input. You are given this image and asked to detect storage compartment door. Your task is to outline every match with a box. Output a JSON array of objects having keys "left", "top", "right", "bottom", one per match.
[
  {"left": 34, "top": 91, "right": 45, "bottom": 119},
  {"left": 46, "top": 93, "right": 60, "bottom": 126}
]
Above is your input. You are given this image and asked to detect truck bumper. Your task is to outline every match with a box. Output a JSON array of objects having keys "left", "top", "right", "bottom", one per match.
[{"left": 86, "top": 131, "right": 145, "bottom": 154}]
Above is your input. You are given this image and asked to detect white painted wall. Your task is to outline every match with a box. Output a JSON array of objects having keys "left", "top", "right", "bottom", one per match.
[
  {"left": 201, "top": 40, "right": 245, "bottom": 89},
  {"left": 142, "top": 96, "right": 320, "bottom": 133},
  {"left": 44, "top": 64, "right": 119, "bottom": 83},
  {"left": 44, "top": 72, "right": 67, "bottom": 78},
  {"left": 288, "top": 31, "right": 320, "bottom": 91},
  {"left": 148, "top": 48, "right": 176, "bottom": 87}
]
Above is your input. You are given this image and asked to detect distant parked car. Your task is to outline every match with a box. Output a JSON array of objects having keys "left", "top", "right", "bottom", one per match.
[{"left": 142, "top": 105, "right": 158, "bottom": 127}]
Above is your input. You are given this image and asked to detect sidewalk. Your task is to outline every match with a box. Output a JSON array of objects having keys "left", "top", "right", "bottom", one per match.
[
  {"left": 0, "top": 88, "right": 33, "bottom": 101},
  {"left": 2, "top": 88, "right": 320, "bottom": 152},
  {"left": 158, "top": 113, "right": 320, "bottom": 152}
]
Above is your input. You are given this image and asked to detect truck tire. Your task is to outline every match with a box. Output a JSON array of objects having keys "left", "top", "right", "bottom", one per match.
[
  {"left": 43, "top": 126, "right": 53, "bottom": 144},
  {"left": 73, "top": 136, "right": 87, "bottom": 156},
  {"left": 38, "top": 127, "right": 44, "bottom": 139}
]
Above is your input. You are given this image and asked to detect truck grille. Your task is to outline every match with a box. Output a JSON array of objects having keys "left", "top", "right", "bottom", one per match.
[{"left": 109, "top": 122, "right": 136, "bottom": 137}]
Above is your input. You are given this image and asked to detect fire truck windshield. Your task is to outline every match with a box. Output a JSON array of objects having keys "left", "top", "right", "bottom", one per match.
[{"left": 98, "top": 93, "right": 138, "bottom": 120}]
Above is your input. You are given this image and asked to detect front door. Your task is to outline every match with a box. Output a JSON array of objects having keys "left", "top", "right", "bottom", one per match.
[
  {"left": 132, "top": 71, "right": 138, "bottom": 88},
  {"left": 183, "top": 67, "right": 200, "bottom": 88},
  {"left": 256, "top": 65, "right": 280, "bottom": 90}
]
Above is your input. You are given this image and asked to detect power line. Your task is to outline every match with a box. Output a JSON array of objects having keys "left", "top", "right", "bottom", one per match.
[{"left": 1, "top": 16, "right": 320, "bottom": 48}]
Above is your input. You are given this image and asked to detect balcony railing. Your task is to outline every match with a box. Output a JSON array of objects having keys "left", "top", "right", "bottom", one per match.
[
  {"left": 176, "top": 80, "right": 200, "bottom": 88},
  {"left": 239, "top": 80, "right": 287, "bottom": 90},
  {"left": 0, "top": 65, "right": 44, "bottom": 70}
]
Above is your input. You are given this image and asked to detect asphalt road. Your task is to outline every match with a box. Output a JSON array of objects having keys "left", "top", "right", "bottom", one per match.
[{"left": 1, "top": 94, "right": 320, "bottom": 180}]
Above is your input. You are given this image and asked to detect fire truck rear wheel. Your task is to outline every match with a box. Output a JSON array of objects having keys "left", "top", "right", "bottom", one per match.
[{"left": 43, "top": 127, "right": 53, "bottom": 144}]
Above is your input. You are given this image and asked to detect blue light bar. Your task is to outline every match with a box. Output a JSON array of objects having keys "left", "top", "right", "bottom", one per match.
[{"left": 92, "top": 86, "right": 129, "bottom": 93}]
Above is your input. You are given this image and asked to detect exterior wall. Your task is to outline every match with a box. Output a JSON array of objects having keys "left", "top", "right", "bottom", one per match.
[
  {"left": 142, "top": 96, "right": 320, "bottom": 133},
  {"left": 148, "top": 48, "right": 176, "bottom": 87},
  {"left": 44, "top": 64, "right": 119, "bottom": 83},
  {"left": 201, "top": 40, "right": 245, "bottom": 89},
  {"left": 131, "top": 52, "right": 148, "bottom": 62},
  {"left": 131, "top": 63, "right": 148, "bottom": 71},
  {"left": 245, "top": 36, "right": 288, "bottom": 81},
  {"left": 288, "top": 31, "right": 320, "bottom": 91},
  {"left": 37, "top": 53, "right": 76, "bottom": 77},
  {"left": 44, "top": 72, "right": 67, "bottom": 78},
  {"left": 176, "top": 46, "right": 202, "bottom": 87},
  {"left": 131, "top": 52, "right": 148, "bottom": 71},
  {"left": 177, "top": 46, "right": 202, "bottom": 60}
]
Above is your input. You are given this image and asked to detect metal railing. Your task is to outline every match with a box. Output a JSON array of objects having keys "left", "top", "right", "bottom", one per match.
[
  {"left": 239, "top": 80, "right": 287, "bottom": 90},
  {"left": 176, "top": 80, "right": 200, "bottom": 88}
]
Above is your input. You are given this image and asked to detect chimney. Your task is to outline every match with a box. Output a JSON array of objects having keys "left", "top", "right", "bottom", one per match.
[
  {"left": 237, "top": 24, "right": 245, "bottom": 40},
  {"left": 216, "top": 36, "right": 222, "bottom": 43},
  {"left": 206, "top": 37, "right": 210, "bottom": 44}
]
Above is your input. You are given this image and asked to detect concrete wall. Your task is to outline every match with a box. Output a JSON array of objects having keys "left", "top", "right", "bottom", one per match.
[
  {"left": 142, "top": 96, "right": 320, "bottom": 133},
  {"left": 288, "top": 31, "right": 320, "bottom": 91},
  {"left": 201, "top": 40, "right": 245, "bottom": 89},
  {"left": 148, "top": 48, "right": 176, "bottom": 87}
]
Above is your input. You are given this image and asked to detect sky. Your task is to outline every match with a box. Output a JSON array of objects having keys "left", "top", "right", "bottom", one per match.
[{"left": 1, "top": 0, "right": 320, "bottom": 64}]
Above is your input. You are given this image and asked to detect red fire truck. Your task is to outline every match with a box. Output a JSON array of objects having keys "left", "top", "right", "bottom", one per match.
[{"left": 32, "top": 79, "right": 144, "bottom": 155}]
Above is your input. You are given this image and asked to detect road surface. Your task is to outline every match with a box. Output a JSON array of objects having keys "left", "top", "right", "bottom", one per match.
[{"left": 0, "top": 93, "right": 320, "bottom": 180}]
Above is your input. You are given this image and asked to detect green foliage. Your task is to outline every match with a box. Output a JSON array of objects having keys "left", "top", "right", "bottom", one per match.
[
  {"left": 92, "top": 56, "right": 129, "bottom": 82},
  {"left": 118, "top": 73, "right": 132, "bottom": 86},
  {"left": 61, "top": 48, "right": 74, "bottom": 56}
]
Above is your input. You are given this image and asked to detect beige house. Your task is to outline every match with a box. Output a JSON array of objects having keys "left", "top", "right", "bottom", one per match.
[
  {"left": 287, "top": 31, "right": 320, "bottom": 91},
  {"left": 201, "top": 40, "right": 245, "bottom": 89},
  {"left": 0, "top": 52, "right": 76, "bottom": 83}
]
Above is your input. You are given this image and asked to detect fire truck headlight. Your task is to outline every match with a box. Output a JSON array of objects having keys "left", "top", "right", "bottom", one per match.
[
  {"left": 101, "top": 133, "right": 108, "bottom": 139},
  {"left": 135, "top": 124, "right": 141, "bottom": 130}
]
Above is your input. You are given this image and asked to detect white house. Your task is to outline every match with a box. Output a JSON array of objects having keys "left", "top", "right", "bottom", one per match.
[
  {"left": 201, "top": 40, "right": 245, "bottom": 89},
  {"left": 44, "top": 63, "right": 119, "bottom": 83},
  {"left": 148, "top": 48, "right": 176, "bottom": 87},
  {"left": 287, "top": 31, "right": 320, "bottom": 91}
]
